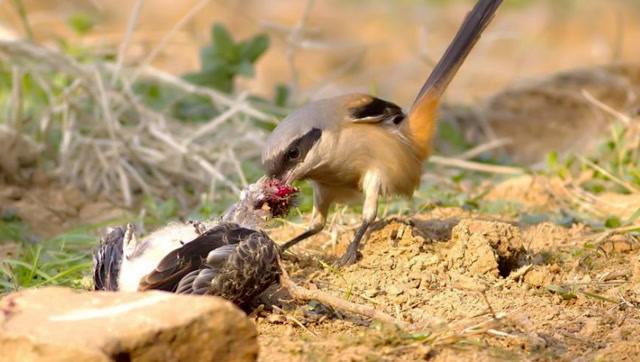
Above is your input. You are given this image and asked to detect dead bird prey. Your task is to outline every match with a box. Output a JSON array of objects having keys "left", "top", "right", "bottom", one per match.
[{"left": 93, "top": 177, "right": 298, "bottom": 309}]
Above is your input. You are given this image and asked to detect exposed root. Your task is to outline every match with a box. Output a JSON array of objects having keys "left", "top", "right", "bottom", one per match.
[{"left": 277, "top": 258, "right": 405, "bottom": 327}]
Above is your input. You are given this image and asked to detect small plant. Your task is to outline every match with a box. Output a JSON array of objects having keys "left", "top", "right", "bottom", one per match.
[
  {"left": 318, "top": 259, "right": 353, "bottom": 301},
  {"left": 134, "top": 23, "right": 274, "bottom": 122},
  {"left": 183, "top": 24, "right": 269, "bottom": 93}
]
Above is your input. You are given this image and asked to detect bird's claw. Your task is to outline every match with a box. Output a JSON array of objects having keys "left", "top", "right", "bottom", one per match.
[
  {"left": 123, "top": 223, "right": 139, "bottom": 259},
  {"left": 188, "top": 220, "right": 207, "bottom": 235},
  {"left": 334, "top": 248, "right": 362, "bottom": 268}
]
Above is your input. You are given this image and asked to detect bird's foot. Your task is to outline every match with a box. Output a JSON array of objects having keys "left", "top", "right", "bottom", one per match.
[
  {"left": 188, "top": 220, "right": 207, "bottom": 235},
  {"left": 334, "top": 248, "right": 362, "bottom": 268},
  {"left": 123, "top": 223, "right": 139, "bottom": 259}
]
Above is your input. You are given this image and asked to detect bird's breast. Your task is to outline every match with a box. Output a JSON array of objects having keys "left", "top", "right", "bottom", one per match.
[{"left": 309, "top": 124, "right": 423, "bottom": 197}]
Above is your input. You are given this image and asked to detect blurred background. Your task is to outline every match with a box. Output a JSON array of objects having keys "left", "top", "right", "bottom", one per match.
[{"left": 2, "top": 0, "right": 639, "bottom": 104}]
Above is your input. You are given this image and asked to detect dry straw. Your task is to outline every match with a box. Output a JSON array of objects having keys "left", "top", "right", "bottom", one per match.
[{"left": 0, "top": 40, "right": 278, "bottom": 211}]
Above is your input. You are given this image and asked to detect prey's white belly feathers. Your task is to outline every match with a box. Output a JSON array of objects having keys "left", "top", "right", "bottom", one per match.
[{"left": 118, "top": 220, "right": 219, "bottom": 292}]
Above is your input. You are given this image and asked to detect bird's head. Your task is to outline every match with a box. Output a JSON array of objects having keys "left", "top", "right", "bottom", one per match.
[
  {"left": 252, "top": 177, "right": 300, "bottom": 218},
  {"left": 261, "top": 93, "right": 405, "bottom": 185},
  {"left": 221, "top": 176, "right": 299, "bottom": 227}
]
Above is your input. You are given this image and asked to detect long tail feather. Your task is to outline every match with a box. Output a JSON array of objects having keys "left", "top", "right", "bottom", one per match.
[{"left": 408, "top": 0, "right": 504, "bottom": 156}]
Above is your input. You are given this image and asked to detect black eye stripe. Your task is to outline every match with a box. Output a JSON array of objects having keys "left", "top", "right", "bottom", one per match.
[
  {"left": 285, "top": 128, "right": 321, "bottom": 162},
  {"left": 262, "top": 128, "right": 322, "bottom": 178}
]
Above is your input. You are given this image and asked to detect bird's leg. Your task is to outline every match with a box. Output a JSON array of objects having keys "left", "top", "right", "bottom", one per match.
[
  {"left": 123, "top": 223, "right": 139, "bottom": 260},
  {"left": 279, "top": 208, "right": 327, "bottom": 252},
  {"left": 335, "top": 171, "right": 380, "bottom": 267},
  {"left": 188, "top": 220, "right": 207, "bottom": 235},
  {"left": 279, "top": 184, "right": 331, "bottom": 252}
]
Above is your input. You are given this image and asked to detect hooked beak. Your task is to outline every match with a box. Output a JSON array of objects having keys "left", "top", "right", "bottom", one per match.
[
  {"left": 281, "top": 171, "right": 295, "bottom": 186},
  {"left": 278, "top": 167, "right": 299, "bottom": 186}
]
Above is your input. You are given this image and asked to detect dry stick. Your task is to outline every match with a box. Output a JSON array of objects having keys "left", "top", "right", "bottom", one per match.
[
  {"left": 581, "top": 89, "right": 631, "bottom": 125},
  {"left": 111, "top": 0, "right": 145, "bottom": 85},
  {"left": 181, "top": 97, "right": 247, "bottom": 147},
  {"left": 227, "top": 148, "right": 248, "bottom": 188},
  {"left": 493, "top": 264, "right": 533, "bottom": 288},
  {"left": 454, "top": 138, "right": 513, "bottom": 161},
  {"left": 130, "top": 65, "right": 275, "bottom": 123},
  {"left": 93, "top": 68, "right": 133, "bottom": 207},
  {"left": 131, "top": 0, "right": 213, "bottom": 84},
  {"left": 428, "top": 155, "right": 524, "bottom": 175},
  {"left": 286, "top": 0, "right": 314, "bottom": 95},
  {"left": 271, "top": 305, "right": 317, "bottom": 336},
  {"left": 8, "top": 66, "right": 23, "bottom": 131},
  {"left": 277, "top": 259, "right": 404, "bottom": 327},
  {"left": 578, "top": 155, "right": 639, "bottom": 194},
  {"left": 0, "top": 40, "right": 271, "bottom": 208}
]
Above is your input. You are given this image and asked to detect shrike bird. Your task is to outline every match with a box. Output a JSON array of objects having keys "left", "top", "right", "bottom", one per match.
[{"left": 261, "top": 0, "right": 505, "bottom": 267}]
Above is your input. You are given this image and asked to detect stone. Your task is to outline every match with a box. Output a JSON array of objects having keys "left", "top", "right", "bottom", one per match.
[{"left": 0, "top": 286, "right": 258, "bottom": 362}]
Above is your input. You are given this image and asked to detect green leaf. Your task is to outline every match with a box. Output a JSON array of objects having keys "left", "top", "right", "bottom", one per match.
[
  {"left": 604, "top": 216, "right": 622, "bottom": 229},
  {"left": 273, "top": 84, "right": 290, "bottom": 107},
  {"left": 183, "top": 69, "right": 233, "bottom": 93},
  {"left": 200, "top": 46, "right": 226, "bottom": 71},
  {"left": 546, "top": 284, "right": 577, "bottom": 300},
  {"left": 67, "top": 13, "right": 95, "bottom": 36},
  {"left": 581, "top": 291, "right": 618, "bottom": 304},
  {"left": 212, "top": 24, "right": 237, "bottom": 61},
  {"left": 546, "top": 151, "right": 558, "bottom": 169},
  {"left": 171, "top": 94, "right": 219, "bottom": 122},
  {"left": 546, "top": 284, "right": 567, "bottom": 294},
  {"left": 239, "top": 34, "right": 270, "bottom": 62},
  {"left": 230, "top": 61, "right": 254, "bottom": 77}
]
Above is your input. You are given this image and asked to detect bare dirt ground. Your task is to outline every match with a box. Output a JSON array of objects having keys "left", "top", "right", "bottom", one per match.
[
  {"left": 256, "top": 191, "right": 640, "bottom": 361},
  {"left": 4, "top": 169, "right": 639, "bottom": 361},
  {"left": 3, "top": 172, "right": 639, "bottom": 361}
]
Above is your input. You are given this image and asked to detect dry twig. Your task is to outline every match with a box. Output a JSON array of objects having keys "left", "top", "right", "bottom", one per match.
[{"left": 277, "top": 258, "right": 404, "bottom": 326}]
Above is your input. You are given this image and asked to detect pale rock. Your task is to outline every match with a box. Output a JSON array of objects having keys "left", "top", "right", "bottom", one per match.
[{"left": 0, "top": 287, "right": 259, "bottom": 362}]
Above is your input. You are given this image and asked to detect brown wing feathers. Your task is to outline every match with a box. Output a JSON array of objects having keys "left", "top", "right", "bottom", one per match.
[
  {"left": 137, "top": 223, "right": 240, "bottom": 292},
  {"left": 137, "top": 223, "right": 280, "bottom": 309}
]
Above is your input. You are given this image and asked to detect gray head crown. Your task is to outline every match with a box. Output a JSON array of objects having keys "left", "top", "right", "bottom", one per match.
[{"left": 261, "top": 97, "right": 343, "bottom": 179}]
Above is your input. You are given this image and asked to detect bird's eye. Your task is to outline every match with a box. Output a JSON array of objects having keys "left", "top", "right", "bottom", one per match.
[{"left": 288, "top": 147, "right": 300, "bottom": 160}]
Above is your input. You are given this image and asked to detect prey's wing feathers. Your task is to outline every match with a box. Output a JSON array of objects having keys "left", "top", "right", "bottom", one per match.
[
  {"left": 93, "top": 227, "right": 125, "bottom": 291},
  {"left": 137, "top": 223, "right": 242, "bottom": 292},
  {"left": 175, "top": 244, "right": 237, "bottom": 294},
  {"left": 175, "top": 230, "right": 281, "bottom": 308},
  {"left": 205, "top": 244, "right": 239, "bottom": 268}
]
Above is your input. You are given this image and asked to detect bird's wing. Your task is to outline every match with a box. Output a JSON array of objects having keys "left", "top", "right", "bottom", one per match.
[
  {"left": 207, "top": 231, "right": 281, "bottom": 306},
  {"left": 175, "top": 230, "right": 281, "bottom": 309},
  {"left": 346, "top": 95, "right": 406, "bottom": 126},
  {"left": 93, "top": 227, "right": 125, "bottom": 291},
  {"left": 137, "top": 223, "right": 240, "bottom": 292},
  {"left": 175, "top": 244, "right": 238, "bottom": 294}
]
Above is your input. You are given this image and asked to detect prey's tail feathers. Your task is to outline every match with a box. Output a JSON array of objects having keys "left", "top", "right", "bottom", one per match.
[
  {"left": 93, "top": 227, "right": 125, "bottom": 291},
  {"left": 408, "top": 0, "right": 504, "bottom": 156}
]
